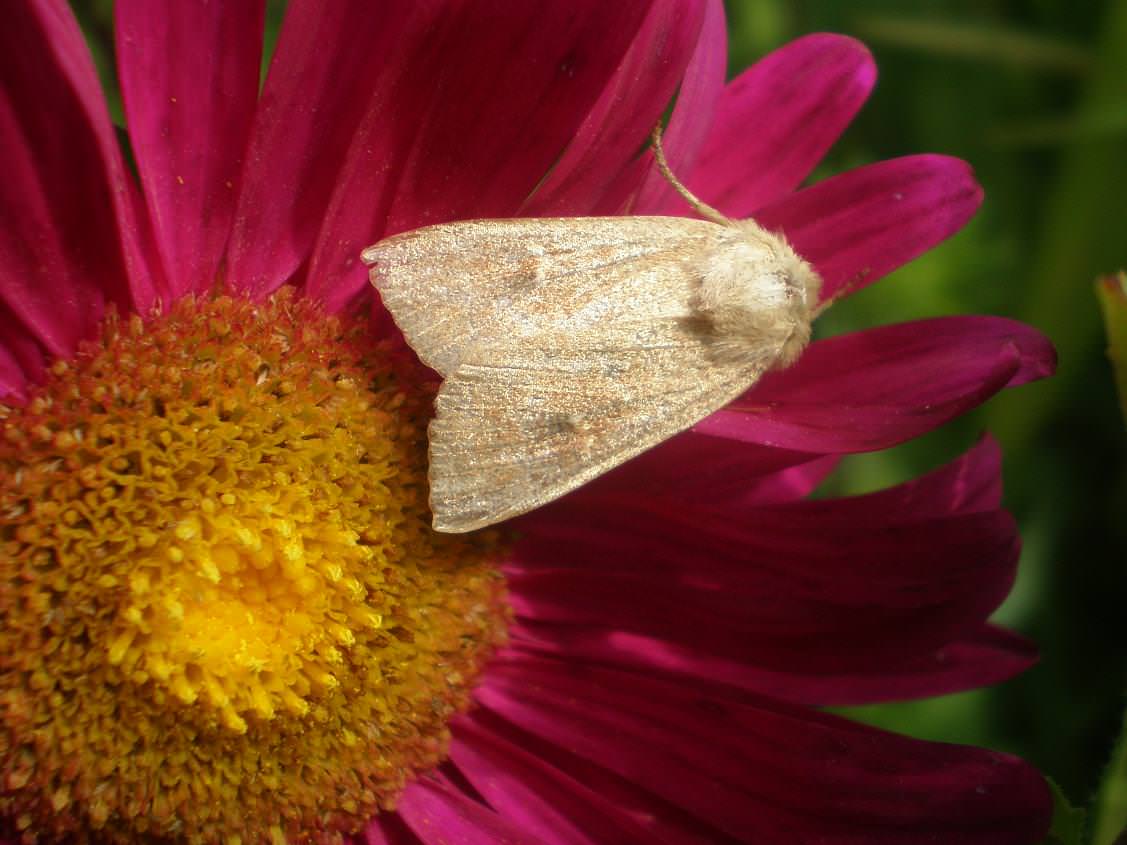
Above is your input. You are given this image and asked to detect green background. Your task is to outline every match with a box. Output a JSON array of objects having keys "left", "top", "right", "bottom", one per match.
[{"left": 68, "top": 0, "right": 1127, "bottom": 834}]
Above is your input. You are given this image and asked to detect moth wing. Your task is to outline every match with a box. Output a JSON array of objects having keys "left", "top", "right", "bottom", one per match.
[
  {"left": 428, "top": 319, "right": 781, "bottom": 532},
  {"left": 362, "top": 217, "right": 728, "bottom": 375}
]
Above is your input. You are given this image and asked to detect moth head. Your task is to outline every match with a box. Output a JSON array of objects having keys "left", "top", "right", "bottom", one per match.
[{"left": 693, "top": 222, "right": 822, "bottom": 369}]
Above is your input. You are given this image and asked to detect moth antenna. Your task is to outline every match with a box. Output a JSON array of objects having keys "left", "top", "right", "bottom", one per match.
[
  {"left": 811, "top": 290, "right": 843, "bottom": 320},
  {"left": 811, "top": 267, "right": 870, "bottom": 319},
  {"left": 651, "top": 124, "right": 733, "bottom": 227}
]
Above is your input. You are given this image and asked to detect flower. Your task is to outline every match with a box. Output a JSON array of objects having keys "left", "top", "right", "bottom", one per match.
[{"left": 0, "top": 1, "right": 1056, "bottom": 844}]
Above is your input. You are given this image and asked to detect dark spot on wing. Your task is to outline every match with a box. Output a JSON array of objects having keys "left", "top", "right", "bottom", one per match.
[{"left": 545, "top": 413, "right": 578, "bottom": 435}]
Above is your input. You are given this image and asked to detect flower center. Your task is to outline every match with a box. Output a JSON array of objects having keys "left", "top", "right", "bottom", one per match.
[{"left": 0, "top": 291, "right": 509, "bottom": 844}]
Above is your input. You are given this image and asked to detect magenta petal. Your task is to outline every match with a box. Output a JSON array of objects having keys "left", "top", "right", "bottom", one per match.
[
  {"left": 695, "top": 316, "right": 1055, "bottom": 452},
  {"left": 519, "top": 0, "right": 707, "bottom": 217},
  {"left": 510, "top": 622, "right": 1038, "bottom": 707},
  {"left": 479, "top": 657, "right": 1051, "bottom": 844},
  {"left": 302, "top": 1, "right": 670, "bottom": 311},
  {"left": 450, "top": 714, "right": 656, "bottom": 844},
  {"left": 737, "top": 454, "right": 840, "bottom": 505},
  {"left": 362, "top": 814, "right": 424, "bottom": 845},
  {"left": 506, "top": 510, "right": 1018, "bottom": 674},
  {"left": 0, "top": 303, "right": 45, "bottom": 401},
  {"left": 0, "top": 0, "right": 158, "bottom": 359},
  {"left": 616, "top": 0, "right": 728, "bottom": 216},
  {"left": 532, "top": 433, "right": 1001, "bottom": 547},
  {"left": 396, "top": 776, "right": 547, "bottom": 845},
  {"left": 511, "top": 443, "right": 1022, "bottom": 674},
  {"left": 382, "top": 1, "right": 672, "bottom": 230},
  {"left": 774, "top": 625, "right": 1040, "bottom": 706},
  {"left": 568, "top": 432, "right": 819, "bottom": 508},
  {"left": 687, "top": 33, "right": 876, "bottom": 218},
  {"left": 225, "top": 1, "right": 435, "bottom": 299},
  {"left": 792, "top": 435, "right": 1005, "bottom": 522},
  {"left": 0, "top": 90, "right": 96, "bottom": 356},
  {"left": 459, "top": 708, "right": 729, "bottom": 845},
  {"left": 0, "top": 346, "right": 28, "bottom": 402},
  {"left": 589, "top": 444, "right": 837, "bottom": 509},
  {"left": 757, "top": 154, "right": 983, "bottom": 301},
  {"left": 115, "top": 0, "right": 263, "bottom": 299}
]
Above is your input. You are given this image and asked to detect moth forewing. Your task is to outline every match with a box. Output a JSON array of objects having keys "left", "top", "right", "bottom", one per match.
[
  {"left": 363, "top": 169, "right": 820, "bottom": 532},
  {"left": 425, "top": 321, "right": 778, "bottom": 533},
  {"left": 361, "top": 217, "right": 726, "bottom": 377}
]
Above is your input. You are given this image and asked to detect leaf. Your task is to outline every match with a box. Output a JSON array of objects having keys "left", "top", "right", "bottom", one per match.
[
  {"left": 855, "top": 16, "right": 1091, "bottom": 75},
  {"left": 1096, "top": 272, "right": 1127, "bottom": 425},
  {"left": 1041, "top": 778, "right": 1087, "bottom": 845},
  {"left": 1092, "top": 704, "right": 1127, "bottom": 845},
  {"left": 989, "top": 111, "right": 1127, "bottom": 148},
  {"left": 986, "top": 0, "right": 1127, "bottom": 452}
]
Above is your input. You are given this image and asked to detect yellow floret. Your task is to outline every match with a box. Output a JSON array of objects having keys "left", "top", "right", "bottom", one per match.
[{"left": 0, "top": 290, "right": 509, "bottom": 844}]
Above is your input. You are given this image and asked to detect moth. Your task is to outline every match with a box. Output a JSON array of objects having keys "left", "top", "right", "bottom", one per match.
[{"left": 362, "top": 129, "right": 822, "bottom": 533}]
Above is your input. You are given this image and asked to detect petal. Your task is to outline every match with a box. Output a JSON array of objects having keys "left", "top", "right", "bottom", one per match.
[
  {"left": 450, "top": 714, "right": 659, "bottom": 844},
  {"left": 362, "top": 814, "right": 424, "bottom": 845},
  {"left": 0, "top": 0, "right": 158, "bottom": 360},
  {"left": 518, "top": 0, "right": 708, "bottom": 218},
  {"left": 605, "top": 0, "right": 728, "bottom": 216},
  {"left": 764, "top": 625, "right": 1040, "bottom": 706},
  {"left": 307, "top": 0, "right": 666, "bottom": 312},
  {"left": 689, "top": 33, "right": 877, "bottom": 218},
  {"left": 511, "top": 443, "right": 1023, "bottom": 674},
  {"left": 272, "top": 1, "right": 663, "bottom": 309},
  {"left": 757, "top": 154, "right": 983, "bottom": 302},
  {"left": 380, "top": 1, "right": 664, "bottom": 231},
  {"left": 519, "top": 432, "right": 1004, "bottom": 532},
  {"left": 695, "top": 316, "right": 1055, "bottom": 452},
  {"left": 789, "top": 435, "right": 1005, "bottom": 522},
  {"left": 507, "top": 511, "right": 1018, "bottom": 674},
  {"left": 396, "top": 776, "right": 549, "bottom": 845},
  {"left": 736, "top": 454, "right": 839, "bottom": 505},
  {"left": 0, "top": 346, "right": 30, "bottom": 402},
  {"left": 570, "top": 432, "right": 821, "bottom": 508},
  {"left": 225, "top": 1, "right": 433, "bottom": 298},
  {"left": 0, "top": 89, "right": 95, "bottom": 356},
  {"left": 456, "top": 709, "right": 727, "bottom": 845},
  {"left": 510, "top": 622, "right": 1038, "bottom": 707},
  {"left": 0, "top": 302, "right": 46, "bottom": 400},
  {"left": 478, "top": 657, "right": 1052, "bottom": 845},
  {"left": 115, "top": 0, "right": 263, "bottom": 298}
]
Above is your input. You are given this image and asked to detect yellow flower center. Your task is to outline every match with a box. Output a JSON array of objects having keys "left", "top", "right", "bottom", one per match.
[{"left": 0, "top": 291, "right": 508, "bottom": 844}]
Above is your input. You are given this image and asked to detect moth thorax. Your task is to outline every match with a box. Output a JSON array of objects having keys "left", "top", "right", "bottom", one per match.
[{"left": 694, "top": 225, "right": 821, "bottom": 368}]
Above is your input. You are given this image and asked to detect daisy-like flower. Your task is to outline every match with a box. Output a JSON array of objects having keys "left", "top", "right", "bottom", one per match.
[{"left": 0, "top": 1, "right": 1056, "bottom": 843}]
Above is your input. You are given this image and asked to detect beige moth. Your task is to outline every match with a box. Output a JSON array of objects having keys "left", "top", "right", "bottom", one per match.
[{"left": 362, "top": 129, "right": 822, "bottom": 533}]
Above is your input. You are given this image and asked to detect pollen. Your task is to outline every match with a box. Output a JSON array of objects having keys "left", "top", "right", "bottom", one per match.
[{"left": 0, "top": 291, "right": 509, "bottom": 844}]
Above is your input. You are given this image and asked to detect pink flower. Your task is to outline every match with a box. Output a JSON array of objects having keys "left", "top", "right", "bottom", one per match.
[{"left": 0, "top": 1, "right": 1054, "bottom": 844}]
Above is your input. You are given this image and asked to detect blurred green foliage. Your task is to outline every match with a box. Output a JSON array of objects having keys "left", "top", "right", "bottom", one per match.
[
  {"left": 69, "top": 0, "right": 1127, "bottom": 827},
  {"left": 1046, "top": 778, "right": 1088, "bottom": 845},
  {"left": 1092, "top": 704, "right": 1127, "bottom": 843},
  {"left": 1096, "top": 273, "right": 1127, "bottom": 424}
]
